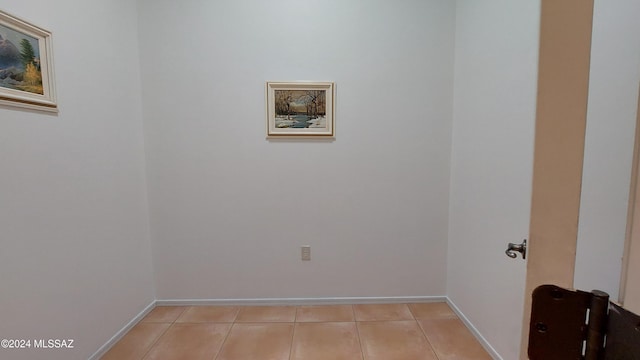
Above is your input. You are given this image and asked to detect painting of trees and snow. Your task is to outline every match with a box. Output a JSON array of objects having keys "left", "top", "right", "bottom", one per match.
[
  {"left": 274, "top": 90, "right": 327, "bottom": 129},
  {"left": 267, "top": 82, "right": 334, "bottom": 137}
]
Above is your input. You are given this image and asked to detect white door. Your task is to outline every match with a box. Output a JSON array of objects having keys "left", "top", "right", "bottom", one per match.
[
  {"left": 448, "top": 1, "right": 539, "bottom": 359},
  {"left": 451, "top": 1, "right": 596, "bottom": 359}
]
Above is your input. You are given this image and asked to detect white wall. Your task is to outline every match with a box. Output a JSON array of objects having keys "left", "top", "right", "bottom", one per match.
[
  {"left": 137, "top": 0, "right": 456, "bottom": 300},
  {"left": 448, "top": 1, "right": 539, "bottom": 359},
  {"left": 574, "top": 0, "right": 640, "bottom": 299},
  {"left": 0, "top": 1, "right": 154, "bottom": 359}
]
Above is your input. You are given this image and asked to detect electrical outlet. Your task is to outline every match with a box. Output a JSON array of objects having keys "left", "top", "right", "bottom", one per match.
[{"left": 301, "top": 246, "right": 311, "bottom": 261}]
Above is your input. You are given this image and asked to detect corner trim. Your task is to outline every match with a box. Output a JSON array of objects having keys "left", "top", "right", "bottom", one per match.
[
  {"left": 87, "top": 300, "right": 156, "bottom": 360},
  {"left": 446, "top": 297, "right": 502, "bottom": 360}
]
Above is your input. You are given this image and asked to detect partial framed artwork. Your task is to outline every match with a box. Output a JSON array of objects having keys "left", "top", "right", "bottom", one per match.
[
  {"left": 266, "top": 81, "right": 334, "bottom": 137},
  {"left": 0, "top": 10, "right": 57, "bottom": 112}
]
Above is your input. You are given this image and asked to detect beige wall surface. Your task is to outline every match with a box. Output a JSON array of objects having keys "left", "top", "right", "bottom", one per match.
[{"left": 521, "top": 0, "right": 595, "bottom": 358}]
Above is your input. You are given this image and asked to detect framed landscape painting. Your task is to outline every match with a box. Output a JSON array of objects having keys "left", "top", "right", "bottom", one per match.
[
  {"left": 266, "top": 81, "right": 334, "bottom": 137},
  {"left": 0, "top": 10, "right": 57, "bottom": 112}
]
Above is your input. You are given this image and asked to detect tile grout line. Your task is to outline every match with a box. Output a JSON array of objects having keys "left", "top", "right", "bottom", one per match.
[
  {"left": 288, "top": 307, "right": 299, "bottom": 360},
  {"left": 288, "top": 304, "right": 311, "bottom": 359},
  {"left": 416, "top": 317, "right": 443, "bottom": 360},
  {"left": 406, "top": 303, "right": 443, "bottom": 360},
  {"left": 407, "top": 303, "right": 417, "bottom": 319},
  {"left": 354, "top": 321, "right": 366, "bottom": 360},
  {"left": 211, "top": 323, "right": 233, "bottom": 360},
  {"left": 405, "top": 303, "right": 441, "bottom": 359},
  {"left": 352, "top": 303, "right": 360, "bottom": 322},
  {"left": 137, "top": 323, "right": 172, "bottom": 360},
  {"left": 172, "top": 306, "right": 190, "bottom": 323},
  {"left": 352, "top": 305, "right": 366, "bottom": 360},
  {"left": 139, "top": 306, "right": 188, "bottom": 360},
  {"left": 211, "top": 309, "right": 239, "bottom": 360}
]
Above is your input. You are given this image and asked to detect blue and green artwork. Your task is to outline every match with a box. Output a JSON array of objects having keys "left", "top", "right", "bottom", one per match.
[{"left": 0, "top": 23, "right": 43, "bottom": 95}]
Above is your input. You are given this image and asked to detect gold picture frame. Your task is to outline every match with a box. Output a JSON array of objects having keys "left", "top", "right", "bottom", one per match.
[
  {"left": 266, "top": 81, "right": 334, "bottom": 137},
  {"left": 0, "top": 10, "right": 57, "bottom": 112}
]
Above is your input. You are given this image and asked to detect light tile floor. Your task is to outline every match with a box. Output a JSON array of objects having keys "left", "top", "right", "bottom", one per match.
[{"left": 101, "top": 303, "right": 492, "bottom": 360}]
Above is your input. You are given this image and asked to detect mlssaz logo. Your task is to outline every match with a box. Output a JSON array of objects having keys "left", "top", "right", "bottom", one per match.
[{"left": 33, "top": 339, "right": 74, "bottom": 349}]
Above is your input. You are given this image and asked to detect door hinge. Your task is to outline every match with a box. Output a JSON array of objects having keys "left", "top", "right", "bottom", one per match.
[{"left": 528, "top": 284, "right": 640, "bottom": 360}]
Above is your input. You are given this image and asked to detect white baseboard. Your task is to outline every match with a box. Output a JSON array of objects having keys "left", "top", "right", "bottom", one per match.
[
  {"left": 446, "top": 298, "right": 502, "bottom": 360},
  {"left": 88, "top": 301, "right": 156, "bottom": 360},
  {"left": 156, "top": 295, "right": 447, "bottom": 306}
]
